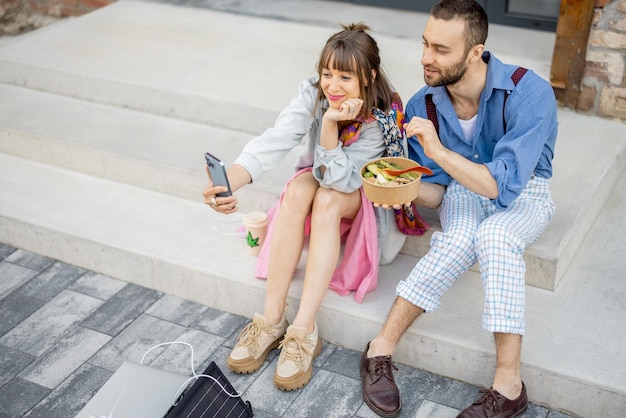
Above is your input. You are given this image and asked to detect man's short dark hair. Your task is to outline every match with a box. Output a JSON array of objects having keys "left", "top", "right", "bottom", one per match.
[{"left": 431, "top": 0, "right": 489, "bottom": 53}]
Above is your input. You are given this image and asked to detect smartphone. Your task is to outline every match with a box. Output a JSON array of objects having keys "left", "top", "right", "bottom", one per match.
[{"left": 204, "top": 152, "right": 233, "bottom": 197}]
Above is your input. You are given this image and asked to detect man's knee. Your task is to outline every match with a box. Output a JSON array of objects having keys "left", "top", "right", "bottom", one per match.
[
  {"left": 432, "top": 227, "right": 475, "bottom": 253},
  {"left": 475, "top": 219, "right": 522, "bottom": 253}
]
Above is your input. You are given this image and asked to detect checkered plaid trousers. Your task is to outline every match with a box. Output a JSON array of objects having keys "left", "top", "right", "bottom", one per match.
[{"left": 396, "top": 177, "right": 555, "bottom": 335}]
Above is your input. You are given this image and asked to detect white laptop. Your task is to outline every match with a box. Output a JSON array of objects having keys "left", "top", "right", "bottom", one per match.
[{"left": 76, "top": 361, "right": 190, "bottom": 418}]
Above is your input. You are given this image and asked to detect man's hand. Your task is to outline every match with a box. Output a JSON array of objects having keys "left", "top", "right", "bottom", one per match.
[
  {"left": 405, "top": 116, "right": 498, "bottom": 200},
  {"left": 404, "top": 116, "right": 445, "bottom": 161}
]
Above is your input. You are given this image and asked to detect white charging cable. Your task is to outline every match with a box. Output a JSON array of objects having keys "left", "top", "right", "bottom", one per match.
[{"left": 141, "top": 341, "right": 242, "bottom": 407}]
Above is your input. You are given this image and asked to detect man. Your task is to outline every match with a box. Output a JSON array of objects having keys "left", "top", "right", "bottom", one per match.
[{"left": 360, "top": 1, "right": 557, "bottom": 417}]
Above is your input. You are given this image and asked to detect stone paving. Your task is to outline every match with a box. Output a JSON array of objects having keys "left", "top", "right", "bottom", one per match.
[{"left": 0, "top": 242, "right": 576, "bottom": 418}]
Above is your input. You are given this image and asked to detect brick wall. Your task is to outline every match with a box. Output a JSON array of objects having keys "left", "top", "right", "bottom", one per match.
[
  {"left": 26, "top": 0, "right": 116, "bottom": 17},
  {"left": 580, "top": 0, "right": 626, "bottom": 121}
]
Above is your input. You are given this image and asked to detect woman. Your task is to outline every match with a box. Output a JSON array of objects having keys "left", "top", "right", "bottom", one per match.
[{"left": 202, "top": 23, "right": 404, "bottom": 391}]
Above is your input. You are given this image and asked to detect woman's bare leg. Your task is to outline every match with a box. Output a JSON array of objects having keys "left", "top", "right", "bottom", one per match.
[
  {"left": 264, "top": 172, "right": 319, "bottom": 325},
  {"left": 292, "top": 188, "right": 362, "bottom": 332}
]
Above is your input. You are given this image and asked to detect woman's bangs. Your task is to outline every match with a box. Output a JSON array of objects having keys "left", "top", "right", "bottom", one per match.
[{"left": 325, "top": 45, "right": 357, "bottom": 74}]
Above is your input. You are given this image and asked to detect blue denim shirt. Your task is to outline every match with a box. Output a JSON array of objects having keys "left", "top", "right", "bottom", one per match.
[{"left": 405, "top": 52, "right": 558, "bottom": 209}]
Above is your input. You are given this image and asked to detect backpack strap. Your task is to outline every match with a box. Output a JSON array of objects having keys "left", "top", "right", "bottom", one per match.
[
  {"left": 425, "top": 66, "right": 528, "bottom": 134},
  {"left": 503, "top": 67, "right": 527, "bottom": 132},
  {"left": 510, "top": 66, "right": 528, "bottom": 85},
  {"left": 425, "top": 93, "right": 439, "bottom": 135}
]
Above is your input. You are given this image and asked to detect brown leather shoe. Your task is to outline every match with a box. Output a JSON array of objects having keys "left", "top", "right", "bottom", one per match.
[
  {"left": 360, "top": 342, "right": 401, "bottom": 418},
  {"left": 457, "top": 382, "right": 528, "bottom": 418}
]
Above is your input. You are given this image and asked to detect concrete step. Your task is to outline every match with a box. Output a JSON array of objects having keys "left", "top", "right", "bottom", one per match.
[
  {"left": 1, "top": 82, "right": 625, "bottom": 291},
  {"left": 1, "top": 153, "right": 625, "bottom": 417}
]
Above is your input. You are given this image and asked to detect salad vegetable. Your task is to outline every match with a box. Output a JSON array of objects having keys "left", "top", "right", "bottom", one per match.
[{"left": 362, "top": 159, "right": 420, "bottom": 186}]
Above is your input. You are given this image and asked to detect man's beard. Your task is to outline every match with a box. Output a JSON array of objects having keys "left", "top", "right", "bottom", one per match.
[{"left": 424, "top": 58, "right": 468, "bottom": 87}]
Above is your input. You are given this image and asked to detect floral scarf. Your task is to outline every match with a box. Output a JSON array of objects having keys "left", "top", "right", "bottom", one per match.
[{"left": 338, "top": 93, "right": 406, "bottom": 157}]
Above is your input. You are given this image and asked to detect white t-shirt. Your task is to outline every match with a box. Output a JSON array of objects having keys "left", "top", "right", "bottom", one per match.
[{"left": 459, "top": 114, "right": 478, "bottom": 141}]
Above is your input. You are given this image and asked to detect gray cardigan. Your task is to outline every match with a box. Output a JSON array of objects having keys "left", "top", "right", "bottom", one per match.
[{"left": 233, "top": 76, "right": 386, "bottom": 194}]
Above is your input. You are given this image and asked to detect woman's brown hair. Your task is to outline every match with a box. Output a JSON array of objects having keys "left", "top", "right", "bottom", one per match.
[{"left": 315, "top": 23, "right": 396, "bottom": 117}]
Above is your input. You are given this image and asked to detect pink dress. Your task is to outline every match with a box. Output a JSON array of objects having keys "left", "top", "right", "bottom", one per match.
[{"left": 253, "top": 168, "right": 379, "bottom": 304}]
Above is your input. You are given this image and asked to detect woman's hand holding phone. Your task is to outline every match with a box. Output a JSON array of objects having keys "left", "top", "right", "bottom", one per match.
[
  {"left": 202, "top": 172, "right": 238, "bottom": 214},
  {"left": 203, "top": 152, "right": 238, "bottom": 214}
]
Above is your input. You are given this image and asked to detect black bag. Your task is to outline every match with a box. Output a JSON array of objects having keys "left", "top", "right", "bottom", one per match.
[{"left": 164, "top": 361, "right": 253, "bottom": 418}]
